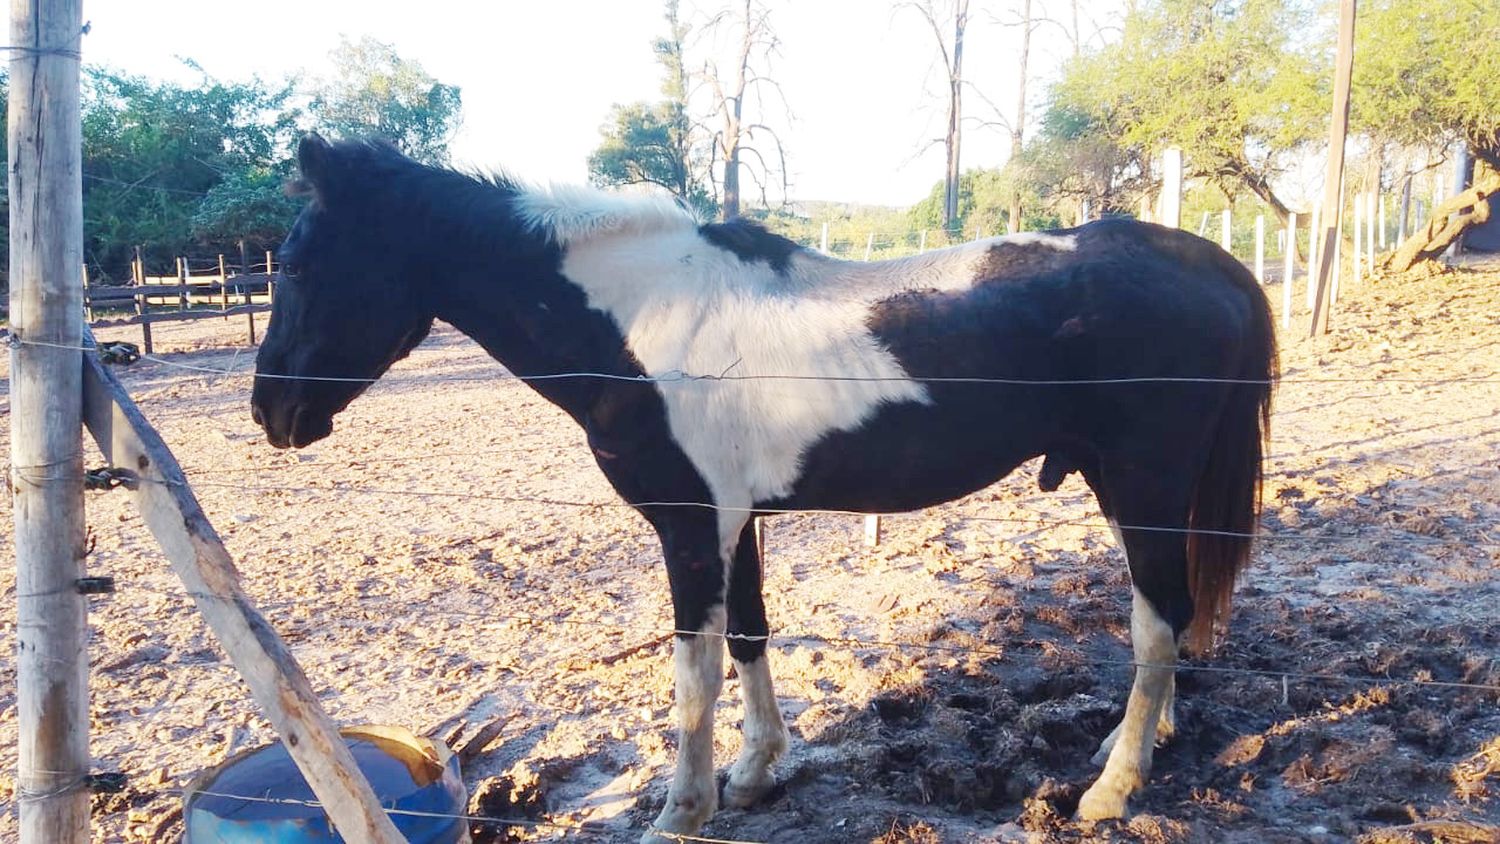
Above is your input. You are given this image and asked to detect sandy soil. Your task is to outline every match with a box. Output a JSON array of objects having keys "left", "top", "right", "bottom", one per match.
[{"left": 1, "top": 257, "right": 1498, "bottom": 843}]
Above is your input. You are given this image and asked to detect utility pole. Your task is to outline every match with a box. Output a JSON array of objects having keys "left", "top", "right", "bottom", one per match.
[{"left": 8, "top": 1, "right": 90, "bottom": 841}]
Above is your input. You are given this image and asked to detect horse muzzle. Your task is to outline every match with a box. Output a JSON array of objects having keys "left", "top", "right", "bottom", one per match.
[{"left": 251, "top": 385, "right": 334, "bottom": 450}]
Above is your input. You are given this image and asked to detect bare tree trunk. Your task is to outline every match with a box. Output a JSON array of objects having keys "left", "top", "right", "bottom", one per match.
[
  {"left": 1380, "top": 169, "right": 1498, "bottom": 274},
  {"left": 944, "top": 0, "right": 969, "bottom": 235},
  {"left": 1397, "top": 171, "right": 1413, "bottom": 242},
  {"left": 1007, "top": 0, "right": 1031, "bottom": 235},
  {"left": 718, "top": 0, "right": 755, "bottom": 220}
]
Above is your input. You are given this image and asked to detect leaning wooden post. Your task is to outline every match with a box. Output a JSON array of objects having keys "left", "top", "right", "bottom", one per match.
[
  {"left": 1309, "top": 0, "right": 1357, "bottom": 337},
  {"left": 1254, "top": 214, "right": 1265, "bottom": 283},
  {"left": 80, "top": 335, "right": 406, "bottom": 843},
  {"left": 9, "top": 2, "right": 90, "bottom": 841},
  {"left": 1159, "top": 147, "right": 1183, "bottom": 228},
  {"left": 918, "top": 230, "right": 928, "bottom": 252},
  {"left": 863, "top": 232, "right": 874, "bottom": 261},
  {"left": 1282, "top": 212, "right": 1296, "bottom": 330}
]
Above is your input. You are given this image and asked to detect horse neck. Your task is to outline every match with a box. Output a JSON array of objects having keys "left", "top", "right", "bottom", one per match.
[{"left": 424, "top": 236, "right": 616, "bottom": 422}]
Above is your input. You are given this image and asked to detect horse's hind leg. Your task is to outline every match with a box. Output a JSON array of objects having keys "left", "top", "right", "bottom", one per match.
[
  {"left": 723, "top": 521, "right": 790, "bottom": 808},
  {"left": 1077, "top": 467, "right": 1194, "bottom": 822}
]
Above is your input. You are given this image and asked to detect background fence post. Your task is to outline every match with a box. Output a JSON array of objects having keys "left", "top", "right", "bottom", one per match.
[
  {"left": 266, "top": 250, "right": 276, "bottom": 305},
  {"left": 133, "top": 247, "right": 153, "bottom": 355},
  {"left": 1282, "top": 212, "right": 1296, "bottom": 330},
  {"left": 219, "top": 253, "right": 230, "bottom": 314},
  {"left": 8, "top": 1, "right": 91, "bottom": 840},
  {"left": 1254, "top": 214, "right": 1265, "bottom": 283},
  {"left": 1159, "top": 147, "right": 1183, "bottom": 228},
  {"left": 1366, "top": 191, "right": 1376, "bottom": 268},
  {"left": 863, "top": 232, "right": 874, "bottom": 261},
  {"left": 820, "top": 221, "right": 829, "bottom": 253},
  {"left": 1221, "top": 209, "right": 1232, "bottom": 253},
  {"left": 1353, "top": 192, "right": 1364, "bottom": 285},
  {"left": 1307, "top": 205, "right": 1321, "bottom": 311}
]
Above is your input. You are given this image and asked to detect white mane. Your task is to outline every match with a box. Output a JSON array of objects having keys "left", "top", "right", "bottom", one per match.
[{"left": 513, "top": 183, "right": 700, "bottom": 246}]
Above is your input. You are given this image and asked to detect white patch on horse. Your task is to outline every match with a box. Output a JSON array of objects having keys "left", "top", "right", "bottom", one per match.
[
  {"left": 650, "top": 605, "right": 727, "bottom": 841},
  {"left": 513, "top": 183, "right": 698, "bottom": 246},
  {"left": 1079, "top": 586, "right": 1177, "bottom": 821},
  {"left": 558, "top": 226, "right": 933, "bottom": 536},
  {"left": 1003, "top": 231, "right": 1078, "bottom": 251}
]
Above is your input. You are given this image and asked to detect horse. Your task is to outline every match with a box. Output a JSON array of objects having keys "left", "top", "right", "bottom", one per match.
[{"left": 252, "top": 135, "right": 1276, "bottom": 841}]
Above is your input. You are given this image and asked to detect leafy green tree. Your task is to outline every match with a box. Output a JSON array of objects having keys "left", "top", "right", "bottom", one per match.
[
  {"left": 80, "top": 66, "right": 302, "bottom": 278},
  {"left": 1048, "top": 0, "right": 1325, "bottom": 225},
  {"left": 308, "top": 36, "right": 462, "bottom": 164},
  {"left": 909, "top": 167, "right": 1061, "bottom": 238},
  {"left": 1354, "top": 0, "right": 1500, "bottom": 171},
  {"left": 589, "top": 1, "right": 716, "bottom": 218}
]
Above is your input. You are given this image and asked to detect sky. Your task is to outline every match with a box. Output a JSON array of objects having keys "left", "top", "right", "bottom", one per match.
[{"left": 22, "top": 0, "right": 1117, "bottom": 207}]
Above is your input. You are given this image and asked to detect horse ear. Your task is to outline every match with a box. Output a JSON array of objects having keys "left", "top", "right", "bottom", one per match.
[{"left": 297, "top": 134, "right": 335, "bottom": 193}]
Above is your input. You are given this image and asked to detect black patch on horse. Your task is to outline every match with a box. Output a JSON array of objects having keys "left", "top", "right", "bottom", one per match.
[
  {"left": 974, "top": 236, "right": 1075, "bottom": 283},
  {"left": 698, "top": 219, "right": 801, "bottom": 274}
]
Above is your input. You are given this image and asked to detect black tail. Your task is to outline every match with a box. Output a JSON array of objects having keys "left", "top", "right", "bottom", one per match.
[{"left": 1184, "top": 254, "right": 1278, "bottom": 654}]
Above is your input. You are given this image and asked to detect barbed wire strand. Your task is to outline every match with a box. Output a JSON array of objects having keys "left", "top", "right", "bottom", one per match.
[
  {"left": 9, "top": 336, "right": 1500, "bottom": 387},
  {"left": 130, "top": 474, "right": 1499, "bottom": 550}
]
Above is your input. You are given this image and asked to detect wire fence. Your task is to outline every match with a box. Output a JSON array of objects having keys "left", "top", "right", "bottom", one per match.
[{"left": 6, "top": 330, "right": 1500, "bottom": 841}]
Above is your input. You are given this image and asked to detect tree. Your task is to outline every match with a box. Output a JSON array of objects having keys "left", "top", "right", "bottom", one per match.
[
  {"left": 308, "top": 36, "right": 462, "bottom": 164},
  {"left": 1049, "top": 0, "right": 1324, "bottom": 226},
  {"left": 589, "top": 1, "right": 716, "bottom": 218},
  {"left": 1356, "top": 0, "right": 1500, "bottom": 271},
  {"left": 79, "top": 66, "right": 302, "bottom": 278},
  {"left": 901, "top": 0, "right": 970, "bottom": 235},
  {"left": 698, "top": 0, "right": 791, "bottom": 219}
]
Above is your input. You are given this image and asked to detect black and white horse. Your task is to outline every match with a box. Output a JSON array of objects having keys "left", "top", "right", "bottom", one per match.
[{"left": 252, "top": 136, "right": 1276, "bottom": 840}]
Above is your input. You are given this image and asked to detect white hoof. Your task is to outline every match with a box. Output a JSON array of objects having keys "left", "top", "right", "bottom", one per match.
[
  {"left": 722, "top": 768, "right": 776, "bottom": 809},
  {"left": 1076, "top": 780, "right": 1130, "bottom": 822},
  {"left": 645, "top": 788, "right": 717, "bottom": 844}
]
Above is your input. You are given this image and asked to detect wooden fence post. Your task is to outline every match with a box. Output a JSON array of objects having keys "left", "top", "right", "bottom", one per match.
[
  {"left": 1378, "top": 192, "right": 1387, "bottom": 248},
  {"left": 1306, "top": 206, "right": 1321, "bottom": 311},
  {"left": 1353, "top": 193, "right": 1364, "bottom": 285},
  {"left": 1282, "top": 212, "right": 1296, "bottom": 330},
  {"left": 1366, "top": 191, "right": 1376, "bottom": 268},
  {"left": 176, "top": 257, "right": 189, "bottom": 311},
  {"left": 81, "top": 264, "right": 93, "bottom": 323},
  {"left": 133, "top": 247, "right": 153, "bottom": 355},
  {"left": 1221, "top": 209, "right": 1233, "bottom": 253},
  {"left": 266, "top": 250, "right": 276, "bottom": 306},
  {"left": 218, "top": 254, "right": 230, "bottom": 314},
  {"left": 1254, "top": 215, "right": 1265, "bottom": 283},
  {"left": 1309, "top": 0, "right": 1357, "bottom": 336},
  {"left": 820, "top": 222, "right": 829, "bottom": 253},
  {"left": 863, "top": 232, "right": 874, "bottom": 261},
  {"left": 919, "top": 230, "right": 928, "bottom": 252},
  {"left": 9, "top": 1, "right": 90, "bottom": 840},
  {"left": 864, "top": 514, "right": 882, "bottom": 547},
  {"left": 1159, "top": 147, "right": 1183, "bottom": 229}
]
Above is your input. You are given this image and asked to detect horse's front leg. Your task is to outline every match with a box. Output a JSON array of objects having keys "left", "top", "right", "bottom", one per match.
[
  {"left": 646, "top": 516, "right": 738, "bottom": 843},
  {"left": 723, "top": 520, "right": 789, "bottom": 808}
]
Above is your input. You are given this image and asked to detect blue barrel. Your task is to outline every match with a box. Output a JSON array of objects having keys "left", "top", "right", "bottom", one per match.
[{"left": 183, "top": 725, "right": 469, "bottom": 843}]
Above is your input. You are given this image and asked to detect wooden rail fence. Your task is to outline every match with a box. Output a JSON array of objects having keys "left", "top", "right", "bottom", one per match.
[{"left": 83, "top": 247, "right": 277, "bottom": 353}]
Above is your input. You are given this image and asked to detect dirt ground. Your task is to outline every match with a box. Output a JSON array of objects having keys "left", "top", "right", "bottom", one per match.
[{"left": 2, "top": 255, "right": 1498, "bottom": 844}]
